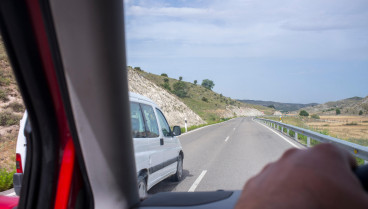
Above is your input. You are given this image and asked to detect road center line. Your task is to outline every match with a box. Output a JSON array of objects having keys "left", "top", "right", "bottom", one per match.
[
  {"left": 225, "top": 136, "right": 230, "bottom": 142},
  {"left": 188, "top": 170, "right": 207, "bottom": 192}
]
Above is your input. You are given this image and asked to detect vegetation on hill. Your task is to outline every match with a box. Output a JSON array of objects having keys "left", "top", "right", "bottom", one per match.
[
  {"left": 0, "top": 37, "right": 25, "bottom": 191},
  {"left": 301, "top": 96, "right": 368, "bottom": 115},
  {"left": 129, "top": 67, "right": 273, "bottom": 122},
  {"left": 238, "top": 99, "right": 318, "bottom": 112}
]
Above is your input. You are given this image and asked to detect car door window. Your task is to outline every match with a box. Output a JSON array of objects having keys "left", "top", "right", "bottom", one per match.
[
  {"left": 156, "top": 109, "right": 171, "bottom": 137},
  {"left": 130, "top": 102, "right": 146, "bottom": 138},
  {"left": 140, "top": 104, "right": 159, "bottom": 138}
]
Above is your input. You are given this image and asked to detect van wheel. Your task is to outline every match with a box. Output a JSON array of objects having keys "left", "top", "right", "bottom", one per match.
[
  {"left": 172, "top": 154, "right": 183, "bottom": 182},
  {"left": 138, "top": 176, "right": 147, "bottom": 199}
]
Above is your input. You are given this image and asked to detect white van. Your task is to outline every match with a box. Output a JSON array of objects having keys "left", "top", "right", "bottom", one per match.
[
  {"left": 129, "top": 92, "right": 184, "bottom": 198},
  {"left": 14, "top": 92, "right": 184, "bottom": 198}
]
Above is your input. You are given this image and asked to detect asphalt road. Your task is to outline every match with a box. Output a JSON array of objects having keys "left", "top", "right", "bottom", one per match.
[{"left": 149, "top": 117, "right": 303, "bottom": 194}]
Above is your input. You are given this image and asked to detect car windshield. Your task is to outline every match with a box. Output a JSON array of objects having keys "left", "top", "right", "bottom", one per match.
[
  {"left": 123, "top": 0, "right": 368, "bottom": 195},
  {"left": 0, "top": 0, "right": 367, "bottom": 202}
]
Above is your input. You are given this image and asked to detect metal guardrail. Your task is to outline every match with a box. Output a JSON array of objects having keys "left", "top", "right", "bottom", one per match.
[{"left": 255, "top": 118, "right": 368, "bottom": 161}]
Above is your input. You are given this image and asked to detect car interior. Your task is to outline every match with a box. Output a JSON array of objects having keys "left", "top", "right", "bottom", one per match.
[{"left": 0, "top": 0, "right": 367, "bottom": 209}]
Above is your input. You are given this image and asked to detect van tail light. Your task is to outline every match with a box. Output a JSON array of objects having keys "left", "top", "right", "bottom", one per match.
[{"left": 16, "top": 153, "right": 23, "bottom": 173}]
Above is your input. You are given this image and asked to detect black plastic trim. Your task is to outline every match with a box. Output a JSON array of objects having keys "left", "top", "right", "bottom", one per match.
[
  {"left": 149, "top": 157, "right": 178, "bottom": 175},
  {"left": 139, "top": 191, "right": 234, "bottom": 207}
]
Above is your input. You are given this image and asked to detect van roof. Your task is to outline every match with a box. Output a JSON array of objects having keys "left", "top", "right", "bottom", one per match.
[{"left": 129, "top": 92, "right": 156, "bottom": 106}]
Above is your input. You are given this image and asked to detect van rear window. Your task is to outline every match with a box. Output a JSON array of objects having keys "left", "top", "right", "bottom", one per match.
[
  {"left": 140, "top": 104, "right": 160, "bottom": 138},
  {"left": 130, "top": 102, "right": 146, "bottom": 138}
]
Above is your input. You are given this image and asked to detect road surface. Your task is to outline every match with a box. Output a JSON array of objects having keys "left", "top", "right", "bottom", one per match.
[{"left": 149, "top": 117, "right": 303, "bottom": 194}]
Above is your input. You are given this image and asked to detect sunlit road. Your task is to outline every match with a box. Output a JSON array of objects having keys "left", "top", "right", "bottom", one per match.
[{"left": 149, "top": 117, "right": 303, "bottom": 194}]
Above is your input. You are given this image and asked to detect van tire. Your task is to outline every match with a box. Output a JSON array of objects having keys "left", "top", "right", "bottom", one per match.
[
  {"left": 171, "top": 154, "right": 183, "bottom": 182},
  {"left": 138, "top": 175, "right": 147, "bottom": 199}
]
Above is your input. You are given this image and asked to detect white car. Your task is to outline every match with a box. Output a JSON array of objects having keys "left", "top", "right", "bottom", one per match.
[
  {"left": 13, "top": 111, "right": 27, "bottom": 196},
  {"left": 14, "top": 93, "right": 184, "bottom": 198}
]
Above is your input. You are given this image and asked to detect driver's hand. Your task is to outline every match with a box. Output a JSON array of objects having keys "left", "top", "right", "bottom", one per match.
[{"left": 235, "top": 143, "right": 368, "bottom": 209}]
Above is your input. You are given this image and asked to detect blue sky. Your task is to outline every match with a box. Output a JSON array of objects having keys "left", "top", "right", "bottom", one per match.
[{"left": 124, "top": 0, "right": 368, "bottom": 104}]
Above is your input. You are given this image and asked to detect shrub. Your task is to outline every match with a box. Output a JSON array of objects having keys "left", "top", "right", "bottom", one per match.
[
  {"left": 202, "top": 97, "right": 208, "bottom": 102},
  {"left": 6, "top": 102, "right": 25, "bottom": 113},
  {"left": 359, "top": 110, "right": 363, "bottom": 115},
  {"left": 161, "top": 73, "right": 168, "bottom": 77},
  {"left": 134, "top": 67, "right": 142, "bottom": 71},
  {"left": 201, "top": 79, "right": 215, "bottom": 90},
  {"left": 179, "top": 76, "right": 183, "bottom": 81},
  {"left": 0, "top": 169, "right": 15, "bottom": 192},
  {"left": 172, "top": 81, "right": 188, "bottom": 98},
  {"left": 0, "top": 89, "right": 8, "bottom": 102},
  {"left": 311, "top": 114, "right": 320, "bottom": 119},
  {"left": 0, "top": 111, "right": 21, "bottom": 126},
  {"left": 160, "top": 83, "right": 171, "bottom": 91},
  {"left": 336, "top": 108, "right": 341, "bottom": 115},
  {"left": 362, "top": 104, "right": 368, "bottom": 113},
  {"left": 0, "top": 77, "right": 11, "bottom": 86},
  {"left": 194, "top": 80, "right": 197, "bottom": 85},
  {"left": 346, "top": 122, "right": 358, "bottom": 126},
  {"left": 299, "top": 110, "right": 309, "bottom": 117},
  {"left": 163, "top": 78, "right": 169, "bottom": 83}
]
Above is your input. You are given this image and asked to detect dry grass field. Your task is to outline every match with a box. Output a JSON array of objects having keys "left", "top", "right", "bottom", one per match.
[
  {"left": 306, "top": 115, "right": 368, "bottom": 145},
  {"left": 265, "top": 115, "right": 368, "bottom": 146}
]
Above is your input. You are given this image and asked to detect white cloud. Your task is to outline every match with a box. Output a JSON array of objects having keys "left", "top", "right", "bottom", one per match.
[
  {"left": 127, "top": 6, "right": 213, "bottom": 17},
  {"left": 125, "top": 0, "right": 368, "bottom": 60}
]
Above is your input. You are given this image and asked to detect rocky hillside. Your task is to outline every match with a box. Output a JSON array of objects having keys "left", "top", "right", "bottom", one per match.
[
  {"left": 300, "top": 96, "right": 368, "bottom": 115},
  {"left": 128, "top": 69, "right": 205, "bottom": 127},
  {"left": 129, "top": 67, "right": 271, "bottom": 122},
  {"left": 0, "top": 38, "right": 25, "bottom": 171}
]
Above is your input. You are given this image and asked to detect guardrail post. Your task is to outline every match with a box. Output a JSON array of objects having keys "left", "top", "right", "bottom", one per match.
[
  {"left": 307, "top": 137, "right": 310, "bottom": 147},
  {"left": 281, "top": 127, "right": 283, "bottom": 133},
  {"left": 185, "top": 118, "right": 188, "bottom": 133},
  {"left": 295, "top": 132, "right": 298, "bottom": 141},
  {"left": 287, "top": 129, "right": 289, "bottom": 136}
]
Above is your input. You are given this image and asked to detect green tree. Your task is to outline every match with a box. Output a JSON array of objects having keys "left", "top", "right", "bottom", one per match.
[
  {"left": 172, "top": 81, "right": 188, "bottom": 98},
  {"left": 359, "top": 110, "right": 363, "bottom": 115},
  {"left": 194, "top": 80, "right": 197, "bottom": 85},
  {"left": 179, "top": 76, "right": 183, "bottom": 81},
  {"left": 161, "top": 73, "right": 168, "bottom": 77},
  {"left": 201, "top": 79, "right": 215, "bottom": 90},
  {"left": 299, "top": 110, "right": 309, "bottom": 117},
  {"left": 336, "top": 108, "right": 341, "bottom": 115}
]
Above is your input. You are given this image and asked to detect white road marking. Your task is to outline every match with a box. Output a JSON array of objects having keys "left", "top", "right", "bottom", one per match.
[
  {"left": 225, "top": 136, "right": 230, "bottom": 142},
  {"left": 188, "top": 170, "right": 207, "bottom": 192},
  {"left": 6, "top": 192, "right": 16, "bottom": 196},
  {"left": 179, "top": 118, "right": 236, "bottom": 137},
  {"left": 254, "top": 119, "right": 304, "bottom": 149},
  {"left": 233, "top": 128, "right": 236, "bottom": 131}
]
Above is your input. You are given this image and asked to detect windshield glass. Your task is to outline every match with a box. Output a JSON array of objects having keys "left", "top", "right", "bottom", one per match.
[
  {"left": 0, "top": 0, "right": 367, "bottom": 201},
  {"left": 123, "top": 0, "right": 368, "bottom": 195}
]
